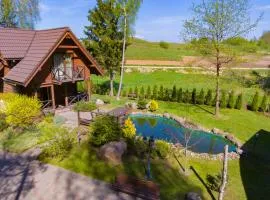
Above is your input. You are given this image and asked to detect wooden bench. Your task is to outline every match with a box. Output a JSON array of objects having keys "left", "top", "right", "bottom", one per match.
[{"left": 112, "top": 174, "right": 160, "bottom": 200}]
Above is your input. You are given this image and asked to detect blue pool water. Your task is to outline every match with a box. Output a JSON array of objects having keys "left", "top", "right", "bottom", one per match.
[{"left": 129, "top": 114, "right": 236, "bottom": 154}]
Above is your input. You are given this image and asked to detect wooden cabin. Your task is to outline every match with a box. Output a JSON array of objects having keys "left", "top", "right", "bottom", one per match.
[{"left": 0, "top": 27, "right": 103, "bottom": 109}]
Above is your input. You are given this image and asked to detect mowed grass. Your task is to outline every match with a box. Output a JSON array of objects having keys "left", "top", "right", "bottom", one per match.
[{"left": 125, "top": 38, "right": 198, "bottom": 60}]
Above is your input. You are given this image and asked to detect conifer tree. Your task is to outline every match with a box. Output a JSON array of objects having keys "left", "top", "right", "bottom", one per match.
[
  {"left": 205, "top": 89, "right": 212, "bottom": 106},
  {"left": 235, "top": 93, "right": 243, "bottom": 110},
  {"left": 260, "top": 94, "right": 268, "bottom": 112},
  {"left": 220, "top": 90, "right": 227, "bottom": 108},
  {"left": 251, "top": 91, "right": 259, "bottom": 111},
  {"left": 134, "top": 86, "right": 138, "bottom": 98},
  {"left": 172, "top": 85, "right": 177, "bottom": 101},
  {"left": 146, "top": 85, "right": 151, "bottom": 99},
  {"left": 140, "top": 86, "right": 145, "bottom": 99},
  {"left": 191, "top": 88, "right": 197, "bottom": 104},
  {"left": 177, "top": 88, "right": 183, "bottom": 103},
  {"left": 197, "top": 89, "right": 204, "bottom": 105},
  {"left": 159, "top": 85, "right": 164, "bottom": 100},
  {"left": 227, "top": 90, "right": 235, "bottom": 109},
  {"left": 152, "top": 85, "right": 158, "bottom": 99}
]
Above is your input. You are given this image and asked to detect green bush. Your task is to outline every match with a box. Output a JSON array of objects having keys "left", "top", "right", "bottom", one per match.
[
  {"left": 260, "top": 94, "right": 268, "bottom": 112},
  {"left": 146, "top": 86, "right": 151, "bottom": 99},
  {"left": 2, "top": 94, "right": 41, "bottom": 129},
  {"left": 42, "top": 127, "right": 76, "bottom": 160},
  {"left": 152, "top": 85, "right": 158, "bottom": 99},
  {"left": 73, "top": 101, "right": 97, "bottom": 112},
  {"left": 155, "top": 140, "right": 170, "bottom": 159},
  {"left": 139, "top": 86, "right": 145, "bottom": 99},
  {"left": 197, "top": 89, "right": 204, "bottom": 105},
  {"left": 137, "top": 98, "right": 147, "bottom": 109},
  {"left": 89, "top": 115, "right": 121, "bottom": 146},
  {"left": 220, "top": 90, "right": 227, "bottom": 108},
  {"left": 191, "top": 88, "right": 197, "bottom": 104},
  {"left": 171, "top": 85, "right": 177, "bottom": 101},
  {"left": 235, "top": 94, "right": 243, "bottom": 110},
  {"left": 227, "top": 90, "right": 235, "bottom": 109},
  {"left": 205, "top": 89, "right": 212, "bottom": 106},
  {"left": 158, "top": 85, "right": 164, "bottom": 100},
  {"left": 250, "top": 91, "right": 259, "bottom": 111},
  {"left": 159, "top": 41, "right": 169, "bottom": 49},
  {"left": 177, "top": 88, "right": 183, "bottom": 103}
]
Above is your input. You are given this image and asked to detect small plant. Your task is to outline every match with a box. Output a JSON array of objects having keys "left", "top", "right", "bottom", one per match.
[
  {"left": 158, "top": 85, "right": 164, "bottom": 100},
  {"left": 191, "top": 88, "right": 197, "bottom": 104},
  {"left": 155, "top": 140, "right": 170, "bottom": 159},
  {"left": 159, "top": 41, "right": 169, "bottom": 49},
  {"left": 227, "top": 90, "right": 235, "bottom": 109},
  {"left": 250, "top": 91, "right": 259, "bottom": 111},
  {"left": 73, "top": 101, "right": 97, "bottom": 112},
  {"left": 177, "top": 88, "right": 183, "bottom": 102},
  {"left": 260, "top": 94, "right": 268, "bottom": 112},
  {"left": 197, "top": 89, "right": 204, "bottom": 105},
  {"left": 122, "top": 118, "right": 136, "bottom": 139},
  {"left": 205, "top": 89, "right": 212, "bottom": 105},
  {"left": 89, "top": 115, "right": 122, "bottom": 146},
  {"left": 171, "top": 85, "right": 177, "bottom": 101},
  {"left": 148, "top": 100, "right": 158, "bottom": 112},
  {"left": 152, "top": 85, "right": 158, "bottom": 99},
  {"left": 137, "top": 98, "right": 147, "bottom": 109},
  {"left": 235, "top": 93, "right": 243, "bottom": 110}
]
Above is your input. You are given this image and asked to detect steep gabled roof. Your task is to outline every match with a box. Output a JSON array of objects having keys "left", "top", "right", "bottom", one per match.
[{"left": 0, "top": 27, "right": 103, "bottom": 86}]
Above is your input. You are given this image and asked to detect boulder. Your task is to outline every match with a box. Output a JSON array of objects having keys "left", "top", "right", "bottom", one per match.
[
  {"left": 96, "top": 99, "right": 104, "bottom": 106},
  {"left": 163, "top": 112, "right": 170, "bottom": 118},
  {"left": 99, "top": 141, "right": 127, "bottom": 165},
  {"left": 131, "top": 102, "right": 137, "bottom": 109}
]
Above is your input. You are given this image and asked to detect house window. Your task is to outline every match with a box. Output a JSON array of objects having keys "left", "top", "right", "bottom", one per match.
[{"left": 53, "top": 53, "right": 73, "bottom": 80}]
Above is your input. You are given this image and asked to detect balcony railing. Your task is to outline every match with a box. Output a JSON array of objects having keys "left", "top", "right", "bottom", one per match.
[
  {"left": 68, "top": 93, "right": 88, "bottom": 105},
  {"left": 41, "top": 100, "right": 53, "bottom": 109},
  {"left": 52, "top": 66, "right": 85, "bottom": 83}
]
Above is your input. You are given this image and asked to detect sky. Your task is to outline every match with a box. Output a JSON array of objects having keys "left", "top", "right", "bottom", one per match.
[{"left": 37, "top": 0, "right": 270, "bottom": 43}]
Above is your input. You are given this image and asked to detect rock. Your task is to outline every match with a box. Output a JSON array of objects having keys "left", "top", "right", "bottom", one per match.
[
  {"left": 131, "top": 102, "right": 137, "bottom": 109},
  {"left": 163, "top": 112, "right": 170, "bottom": 118},
  {"left": 99, "top": 141, "right": 127, "bottom": 165},
  {"left": 96, "top": 99, "right": 104, "bottom": 106},
  {"left": 185, "top": 192, "right": 202, "bottom": 200}
]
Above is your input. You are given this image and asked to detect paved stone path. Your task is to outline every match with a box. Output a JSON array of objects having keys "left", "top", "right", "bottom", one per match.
[{"left": 0, "top": 150, "right": 139, "bottom": 200}]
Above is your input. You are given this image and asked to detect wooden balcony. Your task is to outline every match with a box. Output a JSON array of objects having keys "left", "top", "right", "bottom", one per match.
[{"left": 52, "top": 66, "right": 85, "bottom": 83}]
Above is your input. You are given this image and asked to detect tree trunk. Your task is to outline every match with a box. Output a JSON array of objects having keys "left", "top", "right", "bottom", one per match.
[
  {"left": 109, "top": 71, "right": 114, "bottom": 96},
  {"left": 116, "top": 7, "right": 127, "bottom": 100},
  {"left": 219, "top": 145, "right": 228, "bottom": 200},
  {"left": 215, "top": 67, "right": 220, "bottom": 116}
]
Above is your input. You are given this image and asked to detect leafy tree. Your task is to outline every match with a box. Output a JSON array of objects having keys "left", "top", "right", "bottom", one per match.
[
  {"left": 220, "top": 90, "right": 227, "bottom": 108},
  {"left": 205, "top": 89, "right": 212, "bottom": 106},
  {"left": 197, "top": 89, "right": 205, "bottom": 105},
  {"left": 158, "top": 85, "right": 164, "bottom": 100},
  {"left": 191, "top": 88, "right": 197, "bottom": 104},
  {"left": 117, "top": 0, "right": 143, "bottom": 99},
  {"left": 177, "top": 88, "right": 183, "bottom": 103},
  {"left": 0, "top": 0, "right": 40, "bottom": 29},
  {"left": 85, "top": 0, "right": 123, "bottom": 96},
  {"left": 260, "top": 94, "right": 268, "bottom": 112},
  {"left": 183, "top": 0, "right": 261, "bottom": 116},
  {"left": 235, "top": 93, "right": 243, "bottom": 110},
  {"left": 146, "top": 85, "right": 151, "bottom": 99},
  {"left": 139, "top": 86, "right": 145, "bottom": 99},
  {"left": 227, "top": 91, "right": 235, "bottom": 109},
  {"left": 152, "top": 85, "right": 158, "bottom": 99},
  {"left": 159, "top": 41, "right": 169, "bottom": 49},
  {"left": 250, "top": 91, "right": 259, "bottom": 111},
  {"left": 171, "top": 85, "right": 177, "bottom": 101}
]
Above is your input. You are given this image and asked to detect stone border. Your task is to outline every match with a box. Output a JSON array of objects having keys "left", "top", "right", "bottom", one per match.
[{"left": 130, "top": 111, "right": 242, "bottom": 160}]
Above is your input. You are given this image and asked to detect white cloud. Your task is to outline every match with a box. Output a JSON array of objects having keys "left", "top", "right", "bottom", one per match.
[
  {"left": 134, "top": 34, "right": 145, "bottom": 39},
  {"left": 255, "top": 5, "right": 270, "bottom": 10}
]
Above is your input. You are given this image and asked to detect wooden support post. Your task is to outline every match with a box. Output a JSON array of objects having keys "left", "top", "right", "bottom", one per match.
[
  {"left": 34, "top": 89, "right": 38, "bottom": 98},
  {"left": 87, "top": 79, "right": 91, "bottom": 101},
  {"left": 51, "top": 85, "right": 56, "bottom": 109},
  {"left": 64, "top": 84, "right": 68, "bottom": 106}
]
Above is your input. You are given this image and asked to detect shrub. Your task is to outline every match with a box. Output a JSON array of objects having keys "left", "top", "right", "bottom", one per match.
[
  {"left": 197, "top": 89, "right": 204, "bottom": 105},
  {"left": 191, "top": 88, "right": 197, "bottom": 104},
  {"left": 122, "top": 118, "right": 136, "bottom": 139},
  {"left": 206, "top": 174, "right": 222, "bottom": 192},
  {"left": 177, "top": 88, "right": 183, "bottom": 103},
  {"left": 42, "top": 127, "right": 76, "bottom": 160},
  {"left": 159, "top": 41, "right": 169, "bottom": 49},
  {"left": 158, "top": 85, "right": 164, "bottom": 100},
  {"left": 146, "top": 86, "right": 151, "bottom": 99},
  {"left": 3, "top": 94, "right": 41, "bottom": 129},
  {"left": 164, "top": 88, "right": 170, "bottom": 101},
  {"left": 128, "top": 138, "right": 148, "bottom": 158},
  {"left": 137, "top": 98, "right": 147, "bottom": 109},
  {"left": 220, "top": 90, "right": 227, "bottom": 108},
  {"left": 89, "top": 115, "right": 121, "bottom": 146},
  {"left": 260, "top": 94, "right": 268, "bottom": 112},
  {"left": 251, "top": 91, "right": 259, "bottom": 111},
  {"left": 171, "top": 85, "right": 177, "bottom": 101},
  {"left": 134, "top": 86, "right": 139, "bottom": 98},
  {"left": 205, "top": 89, "right": 212, "bottom": 105},
  {"left": 235, "top": 94, "right": 243, "bottom": 110},
  {"left": 148, "top": 100, "right": 158, "bottom": 112},
  {"left": 152, "top": 85, "right": 158, "bottom": 99},
  {"left": 73, "top": 101, "right": 97, "bottom": 112},
  {"left": 139, "top": 86, "right": 145, "bottom": 99},
  {"left": 155, "top": 140, "right": 170, "bottom": 159},
  {"left": 227, "top": 90, "right": 235, "bottom": 109}
]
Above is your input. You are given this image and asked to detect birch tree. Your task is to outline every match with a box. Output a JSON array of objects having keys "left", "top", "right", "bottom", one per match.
[
  {"left": 219, "top": 145, "right": 228, "bottom": 200},
  {"left": 183, "top": 0, "right": 262, "bottom": 117},
  {"left": 116, "top": 0, "right": 142, "bottom": 100}
]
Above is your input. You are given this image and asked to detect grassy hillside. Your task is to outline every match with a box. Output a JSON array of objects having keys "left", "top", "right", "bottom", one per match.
[{"left": 125, "top": 38, "right": 198, "bottom": 61}]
